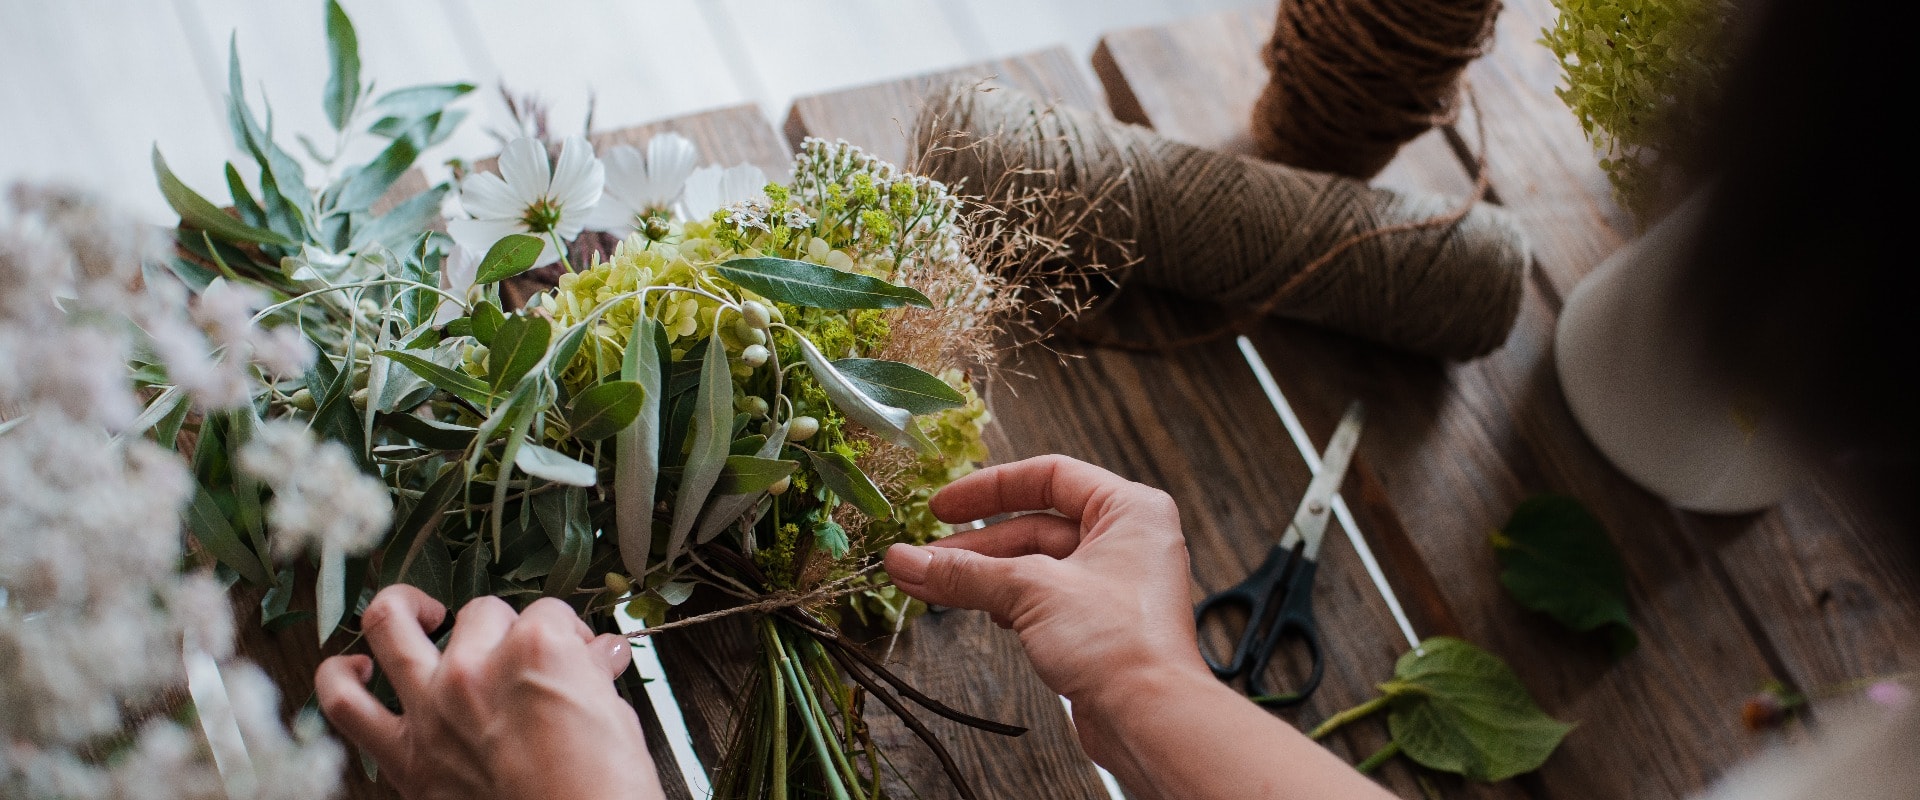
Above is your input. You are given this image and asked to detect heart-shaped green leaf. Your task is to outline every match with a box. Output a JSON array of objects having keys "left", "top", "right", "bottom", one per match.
[
  {"left": 831, "top": 358, "right": 966, "bottom": 414},
  {"left": 802, "top": 448, "right": 891, "bottom": 520},
  {"left": 715, "top": 257, "right": 931, "bottom": 309},
  {"left": 474, "top": 233, "right": 545, "bottom": 284},
  {"left": 1384, "top": 637, "right": 1574, "bottom": 782},
  {"left": 486, "top": 314, "right": 551, "bottom": 393},
  {"left": 1491, "top": 495, "right": 1636, "bottom": 655},
  {"left": 568, "top": 380, "right": 647, "bottom": 441}
]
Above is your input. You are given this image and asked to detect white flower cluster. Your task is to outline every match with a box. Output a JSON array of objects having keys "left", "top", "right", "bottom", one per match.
[
  {"left": 2, "top": 186, "right": 343, "bottom": 799},
  {"left": 238, "top": 420, "right": 391, "bottom": 560}
]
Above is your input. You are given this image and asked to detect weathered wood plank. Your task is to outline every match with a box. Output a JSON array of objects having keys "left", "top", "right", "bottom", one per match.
[
  {"left": 1093, "top": 8, "right": 1786, "bottom": 798},
  {"left": 789, "top": 48, "right": 1431, "bottom": 798}
]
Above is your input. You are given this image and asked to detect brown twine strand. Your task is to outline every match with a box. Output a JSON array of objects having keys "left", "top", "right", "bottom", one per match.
[
  {"left": 1254, "top": 0, "right": 1502, "bottom": 178},
  {"left": 623, "top": 571, "right": 877, "bottom": 639},
  {"left": 913, "top": 86, "right": 1528, "bottom": 360}
]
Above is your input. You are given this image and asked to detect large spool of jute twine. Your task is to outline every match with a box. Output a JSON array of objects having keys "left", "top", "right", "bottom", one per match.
[
  {"left": 912, "top": 86, "right": 1528, "bottom": 360},
  {"left": 1253, "top": 0, "right": 1502, "bottom": 178}
]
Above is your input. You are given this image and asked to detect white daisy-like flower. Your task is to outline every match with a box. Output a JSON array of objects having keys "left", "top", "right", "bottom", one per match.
[
  {"left": 448, "top": 136, "right": 604, "bottom": 268},
  {"left": 589, "top": 133, "right": 698, "bottom": 236},
  {"left": 434, "top": 245, "right": 480, "bottom": 325},
  {"left": 681, "top": 163, "right": 769, "bottom": 221}
]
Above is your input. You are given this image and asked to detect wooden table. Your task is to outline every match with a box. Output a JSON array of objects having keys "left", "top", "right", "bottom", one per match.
[{"left": 239, "top": 2, "right": 1920, "bottom": 798}]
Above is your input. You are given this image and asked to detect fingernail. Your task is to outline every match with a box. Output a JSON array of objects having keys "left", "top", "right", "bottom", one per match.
[{"left": 887, "top": 543, "right": 932, "bottom": 584}]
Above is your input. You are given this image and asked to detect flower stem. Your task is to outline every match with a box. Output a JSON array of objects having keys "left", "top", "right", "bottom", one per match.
[
  {"left": 1309, "top": 694, "right": 1392, "bottom": 741},
  {"left": 1355, "top": 740, "right": 1402, "bottom": 773},
  {"left": 761, "top": 621, "right": 789, "bottom": 800},
  {"left": 771, "top": 626, "right": 851, "bottom": 800}
]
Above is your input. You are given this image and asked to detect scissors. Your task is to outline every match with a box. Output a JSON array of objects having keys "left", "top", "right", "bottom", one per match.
[{"left": 1194, "top": 400, "right": 1364, "bottom": 706}]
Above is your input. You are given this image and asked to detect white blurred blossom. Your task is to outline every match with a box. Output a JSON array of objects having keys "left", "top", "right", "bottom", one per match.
[
  {"left": 238, "top": 420, "right": 391, "bottom": 560},
  {"left": 681, "top": 162, "right": 768, "bottom": 220},
  {"left": 590, "top": 132, "right": 698, "bottom": 236}
]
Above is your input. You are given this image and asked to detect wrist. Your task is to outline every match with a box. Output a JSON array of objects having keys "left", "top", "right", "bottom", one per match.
[{"left": 1069, "top": 656, "right": 1219, "bottom": 726}]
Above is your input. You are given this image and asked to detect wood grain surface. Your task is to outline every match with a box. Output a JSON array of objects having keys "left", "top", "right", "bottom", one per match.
[{"left": 1093, "top": 3, "right": 1920, "bottom": 798}]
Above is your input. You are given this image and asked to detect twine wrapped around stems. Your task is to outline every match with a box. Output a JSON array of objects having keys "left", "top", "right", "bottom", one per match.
[{"left": 912, "top": 86, "right": 1529, "bottom": 360}]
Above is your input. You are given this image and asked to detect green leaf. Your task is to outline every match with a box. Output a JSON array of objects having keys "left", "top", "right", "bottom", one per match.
[
  {"left": 389, "top": 463, "right": 466, "bottom": 566},
  {"left": 376, "top": 411, "right": 477, "bottom": 451},
  {"left": 614, "top": 318, "right": 664, "bottom": 577},
  {"left": 666, "top": 334, "right": 733, "bottom": 558},
  {"left": 1491, "top": 496, "right": 1636, "bottom": 655},
  {"left": 370, "top": 82, "right": 474, "bottom": 120},
  {"left": 792, "top": 334, "right": 932, "bottom": 455},
  {"left": 391, "top": 534, "right": 455, "bottom": 607},
  {"left": 452, "top": 542, "right": 492, "bottom": 608},
  {"left": 322, "top": 0, "right": 361, "bottom": 131},
  {"left": 802, "top": 448, "right": 892, "bottom": 520},
  {"left": 307, "top": 350, "right": 374, "bottom": 475},
  {"left": 474, "top": 233, "right": 545, "bottom": 284},
  {"left": 350, "top": 183, "right": 448, "bottom": 253},
  {"left": 537, "top": 487, "right": 593, "bottom": 598},
  {"left": 225, "top": 163, "right": 267, "bottom": 229},
  {"left": 377, "top": 349, "right": 493, "bottom": 407},
  {"left": 185, "top": 484, "right": 270, "bottom": 585},
  {"left": 814, "top": 519, "right": 851, "bottom": 559},
  {"left": 316, "top": 543, "right": 347, "bottom": 646},
  {"left": 714, "top": 455, "right": 799, "bottom": 495},
  {"left": 154, "top": 147, "right": 298, "bottom": 248},
  {"left": 121, "top": 386, "right": 187, "bottom": 442},
  {"left": 487, "top": 314, "right": 550, "bottom": 393},
  {"left": 715, "top": 257, "right": 931, "bottom": 309},
  {"left": 1384, "top": 637, "right": 1574, "bottom": 782},
  {"left": 568, "top": 380, "right": 647, "bottom": 441},
  {"left": 333, "top": 134, "right": 419, "bottom": 214},
  {"left": 547, "top": 320, "right": 592, "bottom": 385},
  {"left": 831, "top": 358, "right": 966, "bottom": 414},
  {"left": 514, "top": 443, "right": 598, "bottom": 487},
  {"left": 470, "top": 300, "right": 505, "bottom": 345}
]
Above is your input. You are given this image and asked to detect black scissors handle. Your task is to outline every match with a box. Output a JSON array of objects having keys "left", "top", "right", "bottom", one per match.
[{"left": 1194, "top": 544, "right": 1326, "bottom": 706}]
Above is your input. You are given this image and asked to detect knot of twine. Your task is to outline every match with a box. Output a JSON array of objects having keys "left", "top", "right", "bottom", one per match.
[
  {"left": 913, "top": 86, "right": 1528, "bottom": 360},
  {"left": 1255, "top": 0, "right": 1503, "bottom": 178}
]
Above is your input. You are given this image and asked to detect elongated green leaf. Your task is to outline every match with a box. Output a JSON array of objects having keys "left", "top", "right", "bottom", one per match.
[
  {"left": 186, "top": 485, "right": 270, "bottom": 585},
  {"left": 390, "top": 463, "right": 465, "bottom": 562},
  {"left": 452, "top": 542, "right": 491, "bottom": 607},
  {"left": 538, "top": 487, "right": 593, "bottom": 598},
  {"left": 371, "top": 82, "right": 474, "bottom": 120},
  {"left": 547, "top": 320, "right": 591, "bottom": 385},
  {"left": 375, "top": 412, "right": 476, "bottom": 450},
  {"left": 224, "top": 163, "right": 267, "bottom": 229},
  {"left": 569, "top": 380, "right": 647, "bottom": 441},
  {"left": 334, "top": 134, "right": 419, "bottom": 214},
  {"left": 614, "top": 318, "right": 664, "bottom": 576},
  {"left": 0, "top": 417, "right": 26, "bottom": 438},
  {"left": 474, "top": 233, "right": 545, "bottom": 284},
  {"left": 515, "top": 443, "right": 597, "bottom": 487},
  {"left": 308, "top": 350, "right": 373, "bottom": 475},
  {"left": 470, "top": 300, "right": 505, "bottom": 345},
  {"left": 322, "top": 0, "right": 361, "bottom": 131},
  {"left": 377, "top": 349, "right": 493, "bottom": 407},
  {"left": 154, "top": 148, "right": 297, "bottom": 247},
  {"left": 1491, "top": 496, "right": 1636, "bottom": 655},
  {"left": 391, "top": 535, "right": 455, "bottom": 607},
  {"left": 121, "top": 386, "right": 186, "bottom": 442},
  {"left": 715, "top": 257, "right": 931, "bottom": 309},
  {"left": 487, "top": 314, "right": 550, "bottom": 393},
  {"left": 802, "top": 448, "right": 892, "bottom": 520},
  {"left": 350, "top": 183, "right": 449, "bottom": 252},
  {"left": 316, "top": 543, "right": 347, "bottom": 645},
  {"left": 715, "top": 455, "right": 799, "bottom": 496},
  {"left": 1384, "top": 637, "right": 1574, "bottom": 782},
  {"left": 666, "top": 335, "right": 733, "bottom": 557},
  {"left": 226, "top": 37, "right": 312, "bottom": 216},
  {"left": 831, "top": 358, "right": 966, "bottom": 414},
  {"left": 792, "top": 334, "right": 931, "bottom": 455}
]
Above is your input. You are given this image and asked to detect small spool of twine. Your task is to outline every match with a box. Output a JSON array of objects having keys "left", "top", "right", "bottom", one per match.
[
  {"left": 1253, "top": 0, "right": 1502, "bottom": 178},
  {"left": 913, "top": 86, "right": 1528, "bottom": 360}
]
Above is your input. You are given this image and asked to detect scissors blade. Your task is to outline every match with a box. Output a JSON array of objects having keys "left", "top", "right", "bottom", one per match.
[{"left": 1278, "top": 401, "right": 1365, "bottom": 558}]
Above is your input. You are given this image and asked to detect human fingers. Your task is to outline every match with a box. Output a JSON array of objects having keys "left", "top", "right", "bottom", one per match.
[
  {"left": 443, "top": 596, "right": 517, "bottom": 661},
  {"left": 360, "top": 584, "right": 448, "bottom": 701},
  {"left": 886, "top": 543, "right": 1053, "bottom": 626},
  {"left": 589, "top": 633, "right": 634, "bottom": 679},
  {"left": 929, "top": 513, "right": 1080, "bottom": 560},
  {"left": 929, "top": 455, "right": 1144, "bottom": 525},
  {"left": 315, "top": 654, "right": 404, "bottom": 769},
  {"left": 519, "top": 597, "right": 597, "bottom": 642}
]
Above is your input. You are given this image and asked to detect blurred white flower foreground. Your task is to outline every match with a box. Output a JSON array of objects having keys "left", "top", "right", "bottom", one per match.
[{"left": 1, "top": 185, "right": 343, "bottom": 799}]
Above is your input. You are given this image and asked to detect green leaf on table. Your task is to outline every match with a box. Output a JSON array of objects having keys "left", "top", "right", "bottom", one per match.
[
  {"left": 185, "top": 484, "right": 270, "bottom": 585},
  {"left": 614, "top": 318, "right": 665, "bottom": 577},
  {"left": 714, "top": 257, "right": 931, "bottom": 309},
  {"left": 568, "top": 380, "right": 647, "bottom": 441},
  {"left": 333, "top": 134, "right": 419, "bottom": 214},
  {"left": 814, "top": 519, "right": 851, "bottom": 559},
  {"left": 1383, "top": 637, "right": 1574, "bottom": 782},
  {"left": 537, "top": 487, "right": 593, "bottom": 598},
  {"left": 514, "top": 443, "right": 597, "bottom": 487},
  {"left": 474, "top": 233, "right": 545, "bottom": 284},
  {"left": 666, "top": 335, "right": 733, "bottom": 558},
  {"left": 793, "top": 334, "right": 933, "bottom": 455},
  {"left": 470, "top": 300, "right": 505, "bottom": 345},
  {"left": 486, "top": 314, "right": 551, "bottom": 393},
  {"left": 322, "top": 0, "right": 361, "bottom": 131},
  {"left": 377, "top": 349, "right": 493, "bottom": 407},
  {"left": 714, "top": 455, "right": 798, "bottom": 496},
  {"left": 831, "top": 358, "right": 965, "bottom": 414},
  {"left": 154, "top": 148, "right": 297, "bottom": 248},
  {"left": 802, "top": 448, "right": 892, "bottom": 520},
  {"left": 1491, "top": 495, "right": 1637, "bottom": 656}
]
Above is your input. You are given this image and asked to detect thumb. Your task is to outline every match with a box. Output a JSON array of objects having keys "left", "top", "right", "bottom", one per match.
[{"left": 886, "top": 543, "right": 1042, "bottom": 626}]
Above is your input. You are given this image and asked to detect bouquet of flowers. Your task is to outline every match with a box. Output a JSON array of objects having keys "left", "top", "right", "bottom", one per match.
[{"left": 125, "top": 3, "right": 1033, "bottom": 797}]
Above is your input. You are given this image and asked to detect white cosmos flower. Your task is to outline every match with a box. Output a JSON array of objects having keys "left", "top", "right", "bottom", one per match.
[
  {"left": 589, "top": 133, "right": 698, "bottom": 236},
  {"left": 434, "top": 245, "right": 480, "bottom": 325},
  {"left": 448, "top": 136, "right": 604, "bottom": 268},
  {"left": 681, "top": 163, "right": 769, "bottom": 221}
]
